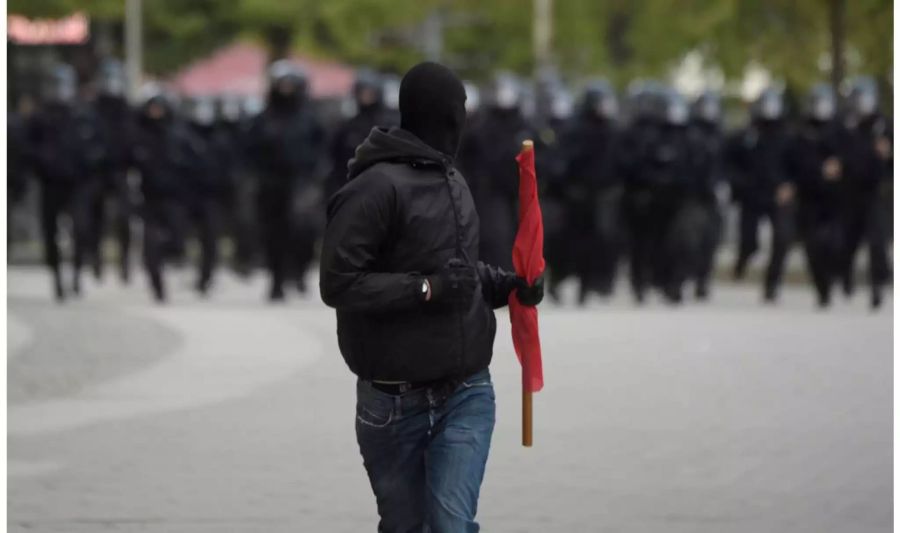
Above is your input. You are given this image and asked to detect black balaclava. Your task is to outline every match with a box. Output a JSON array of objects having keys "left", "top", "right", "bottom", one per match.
[{"left": 399, "top": 62, "right": 467, "bottom": 158}]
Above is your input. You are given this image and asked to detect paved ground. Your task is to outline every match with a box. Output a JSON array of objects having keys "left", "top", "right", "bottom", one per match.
[{"left": 7, "top": 266, "right": 893, "bottom": 532}]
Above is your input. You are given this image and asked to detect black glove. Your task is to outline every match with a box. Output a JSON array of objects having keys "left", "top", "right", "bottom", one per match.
[
  {"left": 426, "top": 258, "right": 479, "bottom": 308},
  {"left": 514, "top": 276, "right": 544, "bottom": 306}
]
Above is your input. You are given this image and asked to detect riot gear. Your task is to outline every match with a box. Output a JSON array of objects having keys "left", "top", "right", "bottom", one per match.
[
  {"left": 661, "top": 88, "right": 689, "bottom": 126},
  {"left": 548, "top": 87, "right": 573, "bottom": 121},
  {"left": 687, "top": 90, "right": 726, "bottom": 300},
  {"left": 248, "top": 62, "right": 326, "bottom": 301},
  {"left": 90, "top": 62, "right": 137, "bottom": 283},
  {"left": 30, "top": 65, "right": 99, "bottom": 300},
  {"left": 490, "top": 72, "right": 523, "bottom": 111},
  {"left": 583, "top": 79, "right": 618, "bottom": 121},
  {"left": 43, "top": 63, "right": 77, "bottom": 104},
  {"left": 217, "top": 94, "right": 243, "bottom": 124},
  {"left": 845, "top": 76, "right": 880, "bottom": 118},
  {"left": 806, "top": 83, "right": 837, "bottom": 122},
  {"left": 463, "top": 81, "right": 481, "bottom": 116},
  {"left": 463, "top": 73, "right": 535, "bottom": 270},
  {"left": 840, "top": 76, "right": 892, "bottom": 308},
  {"left": 726, "top": 88, "right": 795, "bottom": 301},
  {"left": 352, "top": 68, "right": 384, "bottom": 111},
  {"left": 626, "top": 80, "right": 665, "bottom": 123},
  {"left": 692, "top": 90, "right": 722, "bottom": 125},
  {"left": 266, "top": 60, "right": 309, "bottom": 110},
  {"left": 97, "top": 59, "right": 126, "bottom": 98},
  {"left": 753, "top": 87, "right": 785, "bottom": 121},
  {"left": 187, "top": 96, "right": 217, "bottom": 128}
]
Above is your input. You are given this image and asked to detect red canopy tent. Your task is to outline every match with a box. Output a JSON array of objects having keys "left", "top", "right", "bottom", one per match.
[{"left": 169, "top": 42, "right": 354, "bottom": 99}]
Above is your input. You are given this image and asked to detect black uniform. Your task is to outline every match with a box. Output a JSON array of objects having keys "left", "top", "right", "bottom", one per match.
[
  {"left": 184, "top": 97, "right": 228, "bottom": 295},
  {"left": 130, "top": 95, "right": 205, "bottom": 302},
  {"left": 27, "top": 65, "right": 100, "bottom": 301},
  {"left": 464, "top": 75, "right": 533, "bottom": 271},
  {"left": 623, "top": 88, "right": 694, "bottom": 303},
  {"left": 840, "top": 77, "right": 892, "bottom": 308},
  {"left": 535, "top": 111, "right": 571, "bottom": 301},
  {"left": 556, "top": 82, "right": 623, "bottom": 301},
  {"left": 90, "top": 91, "right": 136, "bottom": 282},
  {"left": 788, "top": 116, "right": 846, "bottom": 307},
  {"left": 685, "top": 91, "right": 726, "bottom": 300},
  {"left": 725, "top": 89, "right": 795, "bottom": 301},
  {"left": 246, "top": 62, "right": 325, "bottom": 300},
  {"left": 326, "top": 70, "right": 396, "bottom": 201},
  {"left": 8, "top": 110, "right": 32, "bottom": 247},
  {"left": 217, "top": 96, "right": 257, "bottom": 277}
]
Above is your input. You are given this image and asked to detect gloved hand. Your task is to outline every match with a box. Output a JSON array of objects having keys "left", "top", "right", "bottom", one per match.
[
  {"left": 514, "top": 276, "right": 544, "bottom": 306},
  {"left": 426, "top": 258, "right": 479, "bottom": 308}
]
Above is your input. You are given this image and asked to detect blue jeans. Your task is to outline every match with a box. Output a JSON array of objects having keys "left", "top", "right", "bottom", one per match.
[{"left": 355, "top": 368, "right": 496, "bottom": 533}]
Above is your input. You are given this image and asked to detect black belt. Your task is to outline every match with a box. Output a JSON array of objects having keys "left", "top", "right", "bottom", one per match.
[{"left": 369, "top": 376, "right": 461, "bottom": 396}]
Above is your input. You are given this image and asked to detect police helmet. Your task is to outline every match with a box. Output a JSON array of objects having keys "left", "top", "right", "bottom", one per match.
[{"left": 43, "top": 63, "right": 77, "bottom": 104}]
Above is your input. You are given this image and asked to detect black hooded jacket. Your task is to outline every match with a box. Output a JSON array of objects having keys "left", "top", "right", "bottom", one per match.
[
  {"left": 320, "top": 126, "right": 514, "bottom": 382},
  {"left": 325, "top": 104, "right": 397, "bottom": 199}
]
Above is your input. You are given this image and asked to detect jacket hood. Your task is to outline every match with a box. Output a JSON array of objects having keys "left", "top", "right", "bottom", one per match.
[{"left": 347, "top": 126, "right": 451, "bottom": 180}]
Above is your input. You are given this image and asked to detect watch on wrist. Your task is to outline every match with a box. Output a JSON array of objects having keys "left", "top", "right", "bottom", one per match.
[{"left": 420, "top": 278, "right": 431, "bottom": 302}]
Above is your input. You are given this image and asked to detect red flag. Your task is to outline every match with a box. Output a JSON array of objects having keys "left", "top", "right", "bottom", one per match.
[{"left": 510, "top": 141, "right": 545, "bottom": 394}]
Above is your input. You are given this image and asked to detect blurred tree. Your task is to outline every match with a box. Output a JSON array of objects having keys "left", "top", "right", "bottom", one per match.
[
  {"left": 8, "top": 0, "right": 240, "bottom": 75},
  {"left": 143, "top": 0, "right": 241, "bottom": 75},
  {"left": 8, "top": 0, "right": 122, "bottom": 19},
  {"left": 229, "top": 0, "right": 434, "bottom": 69},
  {"left": 8, "top": 0, "right": 892, "bottom": 94}
]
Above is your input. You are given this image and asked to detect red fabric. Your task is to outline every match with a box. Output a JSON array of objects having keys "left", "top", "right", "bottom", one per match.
[{"left": 510, "top": 145, "right": 545, "bottom": 393}]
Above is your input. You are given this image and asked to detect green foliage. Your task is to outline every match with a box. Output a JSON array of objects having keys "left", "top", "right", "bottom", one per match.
[
  {"left": 143, "top": 0, "right": 240, "bottom": 74},
  {"left": 7, "top": 0, "right": 123, "bottom": 20},
  {"left": 8, "top": 0, "right": 893, "bottom": 90}
]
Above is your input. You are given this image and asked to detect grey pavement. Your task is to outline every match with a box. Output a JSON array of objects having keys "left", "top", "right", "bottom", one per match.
[{"left": 7, "top": 266, "right": 893, "bottom": 532}]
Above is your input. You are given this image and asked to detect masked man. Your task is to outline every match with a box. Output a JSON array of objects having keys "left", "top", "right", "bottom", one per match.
[{"left": 320, "top": 62, "right": 543, "bottom": 532}]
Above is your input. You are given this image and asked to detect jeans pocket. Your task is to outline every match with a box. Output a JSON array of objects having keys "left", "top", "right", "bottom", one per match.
[{"left": 356, "top": 401, "right": 394, "bottom": 429}]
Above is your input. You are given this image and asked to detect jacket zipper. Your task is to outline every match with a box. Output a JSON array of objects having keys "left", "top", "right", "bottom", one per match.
[{"left": 442, "top": 164, "right": 467, "bottom": 379}]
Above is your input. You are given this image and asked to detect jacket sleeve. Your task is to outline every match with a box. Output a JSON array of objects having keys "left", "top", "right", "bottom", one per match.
[
  {"left": 476, "top": 261, "right": 518, "bottom": 309},
  {"left": 319, "top": 173, "right": 423, "bottom": 312}
]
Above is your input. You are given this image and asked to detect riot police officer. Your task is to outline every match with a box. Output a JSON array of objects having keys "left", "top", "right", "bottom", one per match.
[
  {"left": 686, "top": 90, "right": 726, "bottom": 300},
  {"left": 216, "top": 94, "right": 257, "bottom": 277},
  {"left": 788, "top": 84, "right": 846, "bottom": 307},
  {"left": 8, "top": 104, "right": 33, "bottom": 250},
  {"left": 619, "top": 82, "right": 659, "bottom": 303},
  {"left": 649, "top": 88, "right": 695, "bottom": 303},
  {"left": 130, "top": 91, "right": 205, "bottom": 302},
  {"left": 27, "top": 64, "right": 99, "bottom": 301},
  {"left": 555, "top": 80, "right": 623, "bottom": 302},
  {"left": 463, "top": 81, "right": 481, "bottom": 118},
  {"left": 326, "top": 69, "right": 394, "bottom": 200},
  {"left": 725, "top": 87, "right": 795, "bottom": 302},
  {"left": 455, "top": 80, "right": 484, "bottom": 213},
  {"left": 840, "top": 76, "right": 892, "bottom": 308},
  {"left": 464, "top": 72, "right": 534, "bottom": 271},
  {"left": 246, "top": 61, "right": 325, "bottom": 301},
  {"left": 90, "top": 59, "right": 136, "bottom": 283},
  {"left": 184, "top": 95, "right": 225, "bottom": 295},
  {"left": 536, "top": 84, "right": 573, "bottom": 301},
  {"left": 622, "top": 85, "right": 694, "bottom": 303},
  {"left": 380, "top": 73, "right": 402, "bottom": 127}
]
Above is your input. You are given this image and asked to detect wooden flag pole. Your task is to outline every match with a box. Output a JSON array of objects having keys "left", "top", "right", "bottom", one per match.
[{"left": 521, "top": 139, "right": 534, "bottom": 448}]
